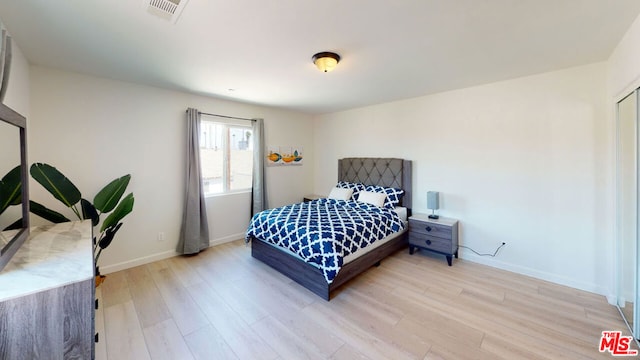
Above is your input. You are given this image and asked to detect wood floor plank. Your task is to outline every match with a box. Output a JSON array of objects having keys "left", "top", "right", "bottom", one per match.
[
  {"left": 479, "top": 334, "right": 559, "bottom": 360},
  {"left": 329, "top": 287, "right": 402, "bottom": 331},
  {"left": 585, "top": 305, "right": 632, "bottom": 330},
  {"left": 303, "top": 300, "right": 420, "bottom": 360},
  {"left": 501, "top": 289, "right": 612, "bottom": 344},
  {"left": 386, "top": 317, "right": 434, "bottom": 358},
  {"left": 184, "top": 325, "right": 239, "bottom": 360},
  {"left": 228, "top": 274, "right": 344, "bottom": 357},
  {"left": 196, "top": 243, "right": 255, "bottom": 282},
  {"left": 166, "top": 256, "right": 205, "bottom": 287},
  {"left": 425, "top": 342, "right": 501, "bottom": 360},
  {"left": 237, "top": 260, "right": 319, "bottom": 309},
  {"left": 537, "top": 282, "right": 611, "bottom": 309},
  {"left": 145, "top": 263, "right": 209, "bottom": 336},
  {"left": 198, "top": 269, "right": 270, "bottom": 325},
  {"left": 329, "top": 344, "right": 371, "bottom": 360},
  {"left": 328, "top": 288, "right": 431, "bottom": 358},
  {"left": 104, "top": 300, "right": 151, "bottom": 360},
  {"left": 504, "top": 288, "right": 585, "bottom": 318},
  {"left": 186, "top": 281, "right": 278, "bottom": 360},
  {"left": 143, "top": 318, "right": 195, "bottom": 360},
  {"left": 394, "top": 312, "right": 483, "bottom": 353},
  {"left": 366, "top": 261, "right": 431, "bottom": 293},
  {"left": 338, "top": 283, "right": 405, "bottom": 324},
  {"left": 124, "top": 265, "right": 172, "bottom": 328},
  {"left": 100, "top": 270, "right": 131, "bottom": 307},
  {"left": 251, "top": 315, "right": 328, "bottom": 360}
]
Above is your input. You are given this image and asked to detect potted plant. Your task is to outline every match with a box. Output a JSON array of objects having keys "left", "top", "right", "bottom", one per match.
[{"left": 29, "top": 163, "right": 134, "bottom": 285}]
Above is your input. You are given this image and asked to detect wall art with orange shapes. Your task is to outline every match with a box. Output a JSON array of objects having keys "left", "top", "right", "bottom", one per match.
[{"left": 266, "top": 146, "right": 303, "bottom": 166}]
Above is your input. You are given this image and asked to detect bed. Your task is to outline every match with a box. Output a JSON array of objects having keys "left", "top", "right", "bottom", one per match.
[{"left": 246, "top": 157, "right": 412, "bottom": 300}]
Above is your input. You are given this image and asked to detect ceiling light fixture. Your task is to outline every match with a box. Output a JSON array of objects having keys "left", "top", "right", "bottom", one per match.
[{"left": 312, "top": 52, "right": 340, "bottom": 73}]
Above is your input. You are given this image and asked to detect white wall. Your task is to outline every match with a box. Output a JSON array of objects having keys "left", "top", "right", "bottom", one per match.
[
  {"left": 29, "top": 66, "right": 314, "bottom": 273},
  {"left": 314, "top": 62, "right": 612, "bottom": 295},
  {"left": 2, "top": 40, "right": 29, "bottom": 116},
  {"left": 0, "top": 40, "right": 29, "bottom": 231},
  {"left": 608, "top": 13, "right": 640, "bottom": 101}
]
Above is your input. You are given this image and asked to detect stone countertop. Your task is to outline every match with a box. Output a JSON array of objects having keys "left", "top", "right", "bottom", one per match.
[{"left": 0, "top": 220, "right": 93, "bottom": 302}]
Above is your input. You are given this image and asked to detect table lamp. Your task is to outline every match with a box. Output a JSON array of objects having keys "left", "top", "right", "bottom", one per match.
[{"left": 427, "top": 191, "right": 439, "bottom": 219}]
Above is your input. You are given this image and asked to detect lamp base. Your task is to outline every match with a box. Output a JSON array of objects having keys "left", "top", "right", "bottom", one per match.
[{"left": 428, "top": 214, "right": 439, "bottom": 219}]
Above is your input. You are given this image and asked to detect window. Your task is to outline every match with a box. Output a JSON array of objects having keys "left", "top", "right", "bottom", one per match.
[{"left": 200, "top": 119, "right": 253, "bottom": 195}]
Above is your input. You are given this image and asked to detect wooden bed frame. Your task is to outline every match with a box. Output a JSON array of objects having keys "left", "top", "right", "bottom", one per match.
[{"left": 249, "top": 157, "right": 412, "bottom": 300}]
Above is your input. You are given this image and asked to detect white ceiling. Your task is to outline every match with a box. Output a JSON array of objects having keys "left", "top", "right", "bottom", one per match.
[{"left": 0, "top": 0, "right": 639, "bottom": 114}]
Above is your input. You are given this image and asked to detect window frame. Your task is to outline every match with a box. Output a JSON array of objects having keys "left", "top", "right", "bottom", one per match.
[{"left": 200, "top": 117, "right": 253, "bottom": 197}]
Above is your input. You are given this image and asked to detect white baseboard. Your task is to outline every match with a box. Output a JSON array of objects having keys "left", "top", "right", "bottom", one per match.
[
  {"left": 100, "top": 249, "right": 180, "bottom": 274},
  {"left": 459, "top": 251, "right": 611, "bottom": 297},
  {"left": 99, "top": 233, "right": 245, "bottom": 274},
  {"left": 209, "top": 232, "right": 245, "bottom": 247}
]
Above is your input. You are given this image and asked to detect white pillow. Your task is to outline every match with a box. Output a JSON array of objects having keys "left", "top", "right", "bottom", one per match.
[
  {"left": 328, "top": 187, "right": 353, "bottom": 201},
  {"left": 357, "top": 190, "right": 386, "bottom": 207}
]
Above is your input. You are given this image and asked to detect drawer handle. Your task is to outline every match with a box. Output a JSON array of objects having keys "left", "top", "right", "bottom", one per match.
[
  {"left": 95, "top": 332, "right": 99, "bottom": 343},
  {"left": 425, "top": 226, "right": 432, "bottom": 232},
  {"left": 426, "top": 240, "right": 432, "bottom": 245},
  {"left": 95, "top": 299, "right": 99, "bottom": 310}
]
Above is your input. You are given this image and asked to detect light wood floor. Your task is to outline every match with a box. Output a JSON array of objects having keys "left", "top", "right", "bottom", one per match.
[{"left": 94, "top": 240, "right": 634, "bottom": 360}]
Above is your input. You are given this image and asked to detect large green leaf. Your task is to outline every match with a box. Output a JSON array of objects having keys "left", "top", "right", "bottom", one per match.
[
  {"left": 98, "top": 222, "right": 123, "bottom": 249},
  {"left": 81, "top": 198, "right": 99, "bottom": 227},
  {"left": 0, "top": 165, "right": 22, "bottom": 214},
  {"left": 93, "top": 174, "right": 130, "bottom": 213},
  {"left": 29, "top": 200, "right": 71, "bottom": 223},
  {"left": 100, "top": 193, "right": 134, "bottom": 232},
  {"left": 30, "top": 163, "right": 81, "bottom": 208}
]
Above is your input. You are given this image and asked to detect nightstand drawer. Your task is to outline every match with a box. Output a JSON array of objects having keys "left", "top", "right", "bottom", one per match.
[
  {"left": 408, "top": 232, "right": 452, "bottom": 253},
  {"left": 408, "top": 219, "right": 452, "bottom": 239}
]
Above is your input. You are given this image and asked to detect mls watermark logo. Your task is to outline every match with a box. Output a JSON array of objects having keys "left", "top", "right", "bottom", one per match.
[{"left": 599, "top": 331, "right": 638, "bottom": 356}]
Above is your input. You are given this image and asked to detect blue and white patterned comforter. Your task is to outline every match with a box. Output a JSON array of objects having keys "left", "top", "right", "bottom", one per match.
[{"left": 245, "top": 198, "right": 405, "bottom": 283}]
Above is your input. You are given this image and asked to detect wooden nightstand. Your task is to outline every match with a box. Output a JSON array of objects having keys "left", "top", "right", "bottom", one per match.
[
  {"left": 303, "top": 194, "right": 325, "bottom": 202},
  {"left": 408, "top": 214, "right": 459, "bottom": 266}
]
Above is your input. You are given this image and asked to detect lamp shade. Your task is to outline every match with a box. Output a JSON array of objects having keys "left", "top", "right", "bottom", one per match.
[
  {"left": 312, "top": 52, "right": 340, "bottom": 72},
  {"left": 427, "top": 191, "right": 439, "bottom": 210}
]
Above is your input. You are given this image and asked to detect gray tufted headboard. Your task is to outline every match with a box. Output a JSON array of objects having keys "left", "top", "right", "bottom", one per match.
[{"left": 338, "top": 157, "right": 412, "bottom": 210}]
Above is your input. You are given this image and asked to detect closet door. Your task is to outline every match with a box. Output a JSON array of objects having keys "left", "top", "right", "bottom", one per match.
[{"left": 617, "top": 89, "right": 639, "bottom": 336}]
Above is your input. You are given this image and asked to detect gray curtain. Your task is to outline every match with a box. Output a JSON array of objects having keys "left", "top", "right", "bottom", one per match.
[
  {"left": 251, "top": 118, "right": 268, "bottom": 216},
  {"left": 178, "top": 108, "right": 210, "bottom": 254},
  {"left": 0, "top": 34, "right": 12, "bottom": 102}
]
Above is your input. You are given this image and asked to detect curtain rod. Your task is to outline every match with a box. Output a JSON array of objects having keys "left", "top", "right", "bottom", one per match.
[{"left": 187, "top": 109, "right": 256, "bottom": 122}]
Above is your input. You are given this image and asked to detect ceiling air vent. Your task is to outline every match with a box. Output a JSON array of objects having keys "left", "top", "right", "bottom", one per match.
[{"left": 145, "top": 0, "right": 190, "bottom": 23}]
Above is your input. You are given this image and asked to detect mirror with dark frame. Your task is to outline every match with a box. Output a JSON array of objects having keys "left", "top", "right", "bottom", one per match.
[{"left": 0, "top": 102, "right": 29, "bottom": 271}]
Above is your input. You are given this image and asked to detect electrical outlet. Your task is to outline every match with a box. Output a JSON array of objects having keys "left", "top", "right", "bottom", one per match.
[{"left": 158, "top": 232, "right": 165, "bottom": 242}]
